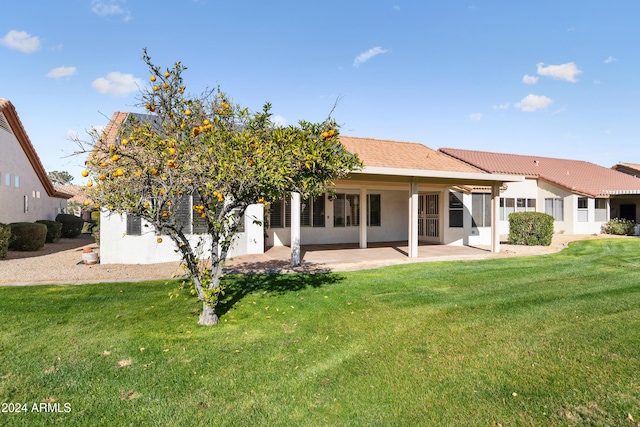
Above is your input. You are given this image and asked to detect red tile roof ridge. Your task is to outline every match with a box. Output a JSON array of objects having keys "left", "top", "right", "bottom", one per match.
[{"left": 439, "top": 147, "right": 640, "bottom": 197}]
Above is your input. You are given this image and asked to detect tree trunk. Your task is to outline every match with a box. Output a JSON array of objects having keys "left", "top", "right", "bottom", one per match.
[{"left": 199, "top": 302, "right": 219, "bottom": 326}]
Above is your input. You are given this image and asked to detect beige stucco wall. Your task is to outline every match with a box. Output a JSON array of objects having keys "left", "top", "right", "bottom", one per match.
[{"left": 0, "top": 118, "right": 67, "bottom": 224}]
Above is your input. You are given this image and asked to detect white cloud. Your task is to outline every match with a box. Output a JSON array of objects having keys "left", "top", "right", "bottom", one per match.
[
  {"left": 92, "top": 72, "right": 141, "bottom": 97},
  {"left": 536, "top": 62, "right": 582, "bottom": 82},
  {"left": 493, "top": 102, "right": 510, "bottom": 111},
  {"left": 0, "top": 30, "right": 41, "bottom": 53},
  {"left": 353, "top": 47, "right": 389, "bottom": 67},
  {"left": 92, "top": 0, "right": 132, "bottom": 21},
  {"left": 47, "top": 66, "right": 77, "bottom": 79},
  {"left": 272, "top": 115, "right": 287, "bottom": 126},
  {"left": 522, "top": 74, "right": 538, "bottom": 85},
  {"left": 469, "top": 113, "right": 482, "bottom": 121},
  {"left": 604, "top": 56, "right": 617, "bottom": 64},
  {"left": 515, "top": 94, "right": 553, "bottom": 112}
]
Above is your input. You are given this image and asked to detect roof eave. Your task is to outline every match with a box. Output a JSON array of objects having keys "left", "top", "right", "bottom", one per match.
[{"left": 355, "top": 166, "right": 525, "bottom": 184}]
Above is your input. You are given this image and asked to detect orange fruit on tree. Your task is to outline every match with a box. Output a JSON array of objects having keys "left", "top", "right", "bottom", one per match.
[
  {"left": 150, "top": 75, "right": 156, "bottom": 82},
  {"left": 81, "top": 170, "right": 89, "bottom": 177},
  {"left": 164, "top": 71, "right": 170, "bottom": 78},
  {"left": 185, "top": 109, "right": 192, "bottom": 116},
  {"left": 157, "top": 237, "right": 163, "bottom": 243},
  {"left": 86, "top": 180, "right": 93, "bottom": 187}
]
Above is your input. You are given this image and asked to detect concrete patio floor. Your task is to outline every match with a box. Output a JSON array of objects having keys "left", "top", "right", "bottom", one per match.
[
  {"left": 225, "top": 240, "right": 536, "bottom": 273},
  {"left": 224, "top": 234, "right": 631, "bottom": 274}
]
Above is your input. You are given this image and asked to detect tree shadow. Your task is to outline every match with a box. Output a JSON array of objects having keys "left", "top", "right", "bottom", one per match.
[{"left": 217, "top": 271, "right": 344, "bottom": 316}]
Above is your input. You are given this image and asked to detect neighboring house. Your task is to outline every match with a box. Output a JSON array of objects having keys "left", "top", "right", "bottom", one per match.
[
  {"left": 0, "top": 99, "right": 71, "bottom": 224},
  {"left": 612, "top": 163, "right": 640, "bottom": 178},
  {"left": 97, "top": 111, "right": 524, "bottom": 265},
  {"left": 439, "top": 148, "right": 640, "bottom": 235}
]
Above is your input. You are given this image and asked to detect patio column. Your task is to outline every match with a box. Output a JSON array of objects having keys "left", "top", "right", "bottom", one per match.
[
  {"left": 359, "top": 187, "right": 367, "bottom": 249},
  {"left": 291, "top": 192, "right": 301, "bottom": 266},
  {"left": 408, "top": 178, "right": 419, "bottom": 258},
  {"left": 491, "top": 183, "right": 500, "bottom": 253}
]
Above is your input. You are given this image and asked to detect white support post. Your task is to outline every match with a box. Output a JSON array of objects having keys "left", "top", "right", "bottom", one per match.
[
  {"left": 491, "top": 184, "right": 501, "bottom": 253},
  {"left": 408, "top": 178, "right": 419, "bottom": 257},
  {"left": 359, "top": 187, "right": 367, "bottom": 249},
  {"left": 290, "top": 192, "right": 301, "bottom": 266}
]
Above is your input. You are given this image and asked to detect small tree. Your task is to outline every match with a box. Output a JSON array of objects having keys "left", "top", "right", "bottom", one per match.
[
  {"left": 48, "top": 170, "right": 74, "bottom": 185},
  {"left": 80, "top": 50, "right": 362, "bottom": 325}
]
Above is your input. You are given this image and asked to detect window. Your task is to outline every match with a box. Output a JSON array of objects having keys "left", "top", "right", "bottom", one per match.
[
  {"left": 449, "top": 191, "right": 464, "bottom": 228},
  {"left": 545, "top": 198, "right": 564, "bottom": 221},
  {"left": 23, "top": 195, "right": 28, "bottom": 213},
  {"left": 300, "top": 195, "right": 325, "bottom": 227},
  {"left": 14, "top": 175, "right": 19, "bottom": 188},
  {"left": 577, "top": 197, "right": 588, "bottom": 222},
  {"left": 501, "top": 198, "right": 535, "bottom": 219},
  {"left": 472, "top": 193, "right": 491, "bottom": 227},
  {"left": 500, "top": 198, "right": 514, "bottom": 221},
  {"left": 269, "top": 198, "right": 291, "bottom": 228},
  {"left": 127, "top": 215, "right": 141, "bottom": 235},
  {"left": 367, "top": 194, "right": 381, "bottom": 226},
  {"left": 5, "top": 173, "right": 10, "bottom": 186},
  {"left": 595, "top": 198, "right": 607, "bottom": 222},
  {"left": 334, "top": 194, "right": 360, "bottom": 227}
]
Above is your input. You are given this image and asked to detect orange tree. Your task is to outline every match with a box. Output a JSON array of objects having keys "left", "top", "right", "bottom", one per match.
[{"left": 82, "top": 50, "right": 361, "bottom": 325}]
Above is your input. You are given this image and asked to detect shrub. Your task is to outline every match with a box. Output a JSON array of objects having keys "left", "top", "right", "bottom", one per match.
[
  {"left": 0, "top": 223, "right": 11, "bottom": 259},
  {"left": 601, "top": 218, "right": 636, "bottom": 236},
  {"left": 55, "top": 213, "right": 85, "bottom": 238},
  {"left": 508, "top": 212, "right": 554, "bottom": 246},
  {"left": 8, "top": 222, "right": 47, "bottom": 251},
  {"left": 35, "top": 219, "right": 63, "bottom": 243}
]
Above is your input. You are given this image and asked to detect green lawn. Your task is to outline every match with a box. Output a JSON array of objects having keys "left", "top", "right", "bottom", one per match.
[{"left": 1, "top": 239, "right": 639, "bottom": 426}]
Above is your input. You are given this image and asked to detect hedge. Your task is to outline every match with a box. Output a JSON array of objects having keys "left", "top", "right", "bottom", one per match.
[
  {"left": 0, "top": 223, "right": 11, "bottom": 258},
  {"left": 601, "top": 218, "right": 636, "bottom": 236},
  {"left": 35, "top": 219, "right": 63, "bottom": 243},
  {"left": 55, "top": 213, "right": 85, "bottom": 238},
  {"left": 508, "top": 211, "right": 554, "bottom": 246},
  {"left": 8, "top": 222, "right": 47, "bottom": 251}
]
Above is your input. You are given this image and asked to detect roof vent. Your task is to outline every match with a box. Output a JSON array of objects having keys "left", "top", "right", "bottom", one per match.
[
  {"left": 534, "top": 160, "right": 539, "bottom": 166},
  {"left": 0, "top": 112, "right": 12, "bottom": 134}
]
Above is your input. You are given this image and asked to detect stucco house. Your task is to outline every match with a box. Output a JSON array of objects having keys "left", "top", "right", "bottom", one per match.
[
  {"left": 439, "top": 148, "right": 640, "bottom": 235},
  {"left": 97, "top": 111, "right": 524, "bottom": 264},
  {"left": 0, "top": 99, "right": 71, "bottom": 224}
]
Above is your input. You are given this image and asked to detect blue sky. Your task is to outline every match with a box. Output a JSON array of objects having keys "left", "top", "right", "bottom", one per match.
[{"left": 2, "top": 1, "right": 639, "bottom": 183}]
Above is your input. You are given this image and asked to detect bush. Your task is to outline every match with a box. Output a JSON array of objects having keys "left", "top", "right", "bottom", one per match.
[
  {"left": 508, "top": 212, "right": 554, "bottom": 246},
  {"left": 35, "top": 219, "right": 63, "bottom": 243},
  {"left": 0, "top": 223, "right": 11, "bottom": 259},
  {"left": 601, "top": 218, "right": 636, "bottom": 236},
  {"left": 8, "top": 222, "right": 47, "bottom": 251},
  {"left": 55, "top": 213, "right": 85, "bottom": 238}
]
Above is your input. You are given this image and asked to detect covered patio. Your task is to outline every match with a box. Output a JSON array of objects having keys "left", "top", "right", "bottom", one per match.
[{"left": 226, "top": 240, "right": 496, "bottom": 273}]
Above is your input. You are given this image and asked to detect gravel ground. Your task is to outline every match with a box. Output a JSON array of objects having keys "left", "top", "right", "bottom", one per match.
[
  {"left": 0, "top": 234, "right": 184, "bottom": 286},
  {"left": 0, "top": 233, "right": 629, "bottom": 286}
]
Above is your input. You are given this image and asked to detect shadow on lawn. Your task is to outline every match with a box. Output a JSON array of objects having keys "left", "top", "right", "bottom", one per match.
[{"left": 217, "top": 271, "right": 344, "bottom": 316}]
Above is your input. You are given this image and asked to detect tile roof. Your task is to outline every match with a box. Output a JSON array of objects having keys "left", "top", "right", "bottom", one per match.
[
  {"left": 439, "top": 148, "right": 640, "bottom": 197},
  {"left": 339, "top": 136, "right": 483, "bottom": 173},
  {"left": 0, "top": 98, "right": 72, "bottom": 199}
]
